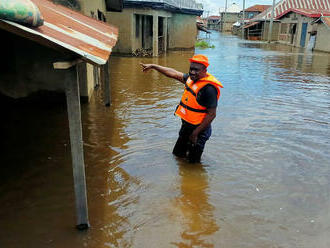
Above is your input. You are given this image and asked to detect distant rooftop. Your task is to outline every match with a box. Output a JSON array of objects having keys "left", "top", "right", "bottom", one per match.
[
  {"left": 276, "top": 8, "right": 330, "bottom": 19},
  {"left": 252, "top": 0, "right": 330, "bottom": 20},
  {"left": 208, "top": 15, "right": 221, "bottom": 20},
  {"left": 244, "top": 4, "right": 271, "bottom": 12}
]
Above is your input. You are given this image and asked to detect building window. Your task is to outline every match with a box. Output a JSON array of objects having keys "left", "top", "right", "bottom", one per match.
[
  {"left": 248, "top": 13, "right": 254, "bottom": 19},
  {"left": 105, "top": 0, "right": 123, "bottom": 12}
]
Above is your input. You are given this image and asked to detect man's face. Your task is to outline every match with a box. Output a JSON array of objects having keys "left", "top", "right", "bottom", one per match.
[{"left": 189, "top": 62, "right": 206, "bottom": 82}]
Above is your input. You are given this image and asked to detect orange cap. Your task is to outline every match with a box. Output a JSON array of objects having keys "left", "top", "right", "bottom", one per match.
[{"left": 189, "top": 54, "right": 209, "bottom": 67}]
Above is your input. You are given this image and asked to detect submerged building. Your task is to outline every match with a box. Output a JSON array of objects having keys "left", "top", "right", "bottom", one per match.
[
  {"left": 276, "top": 9, "right": 330, "bottom": 51},
  {"left": 244, "top": 0, "right": 330, "bottom": 52},
  {"left": 107, "top": 0, "right": 203, "bottom": 56}
]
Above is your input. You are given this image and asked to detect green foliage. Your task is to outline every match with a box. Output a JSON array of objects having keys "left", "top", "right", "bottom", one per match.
[{"left": 195, "top": 40, "right": 215, "bottom": 49}]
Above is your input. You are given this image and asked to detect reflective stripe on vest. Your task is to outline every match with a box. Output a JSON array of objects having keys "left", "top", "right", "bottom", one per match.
[{"left": 175, "top": 73, "right": 223, "bottom": 125}]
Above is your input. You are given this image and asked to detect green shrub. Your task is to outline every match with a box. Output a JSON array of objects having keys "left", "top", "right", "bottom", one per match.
[{"left": 195, "top": 40, "right": 215, "bottom": 48}]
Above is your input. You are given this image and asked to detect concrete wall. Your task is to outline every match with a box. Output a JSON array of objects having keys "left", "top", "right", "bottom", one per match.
[
  {"left": 0, "top": 30, "right": 75, "bottom": 99},
  {"left": 78, "top": 0, "right": 106, "bottom": 17},
  {"left": 168, "top": 13, "right": 197, "bottom": 49},
  {"left": 106, "top": 9, "right": 134, "bottom": 54},
  {"left": 262, "top": 21, "right": 280, "bottom": 41},
  {"left": 293, "top": 16, "right": 314, "bottom": 48},
  {"left": 314, "top": 24, "right": 330, "bottom": 53},
  {"left": 220, "top": 13, "right": 241, "bottom": 32}
]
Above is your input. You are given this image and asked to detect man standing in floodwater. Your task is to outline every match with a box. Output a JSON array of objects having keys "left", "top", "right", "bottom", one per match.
[{"left": 141, "top": 54, "right": 223, "bottom": 163}]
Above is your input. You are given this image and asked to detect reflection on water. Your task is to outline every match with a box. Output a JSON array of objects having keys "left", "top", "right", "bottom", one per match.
[
  {"left": 0, "top": 31, "right": 330, "bottom": 248},
  {"left": 172, "top": 161, "right": 219, "bottom": 248}
]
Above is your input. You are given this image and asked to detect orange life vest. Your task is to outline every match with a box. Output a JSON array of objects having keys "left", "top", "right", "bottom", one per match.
[{"left": 175, "top": 73, "right": 223, "bottom": 125}]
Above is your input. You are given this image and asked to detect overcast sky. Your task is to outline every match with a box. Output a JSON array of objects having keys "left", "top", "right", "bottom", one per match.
[{"left": 198, "top": 0, "right": 275, "bottom": 16}]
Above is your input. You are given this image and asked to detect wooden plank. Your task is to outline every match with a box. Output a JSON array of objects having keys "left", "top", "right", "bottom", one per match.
[
  {"left": 64, "top": 66, "right": 90, "bottom": 230},
  {"left": 53, "top": 59, "right": 82, "bottom": 69}
]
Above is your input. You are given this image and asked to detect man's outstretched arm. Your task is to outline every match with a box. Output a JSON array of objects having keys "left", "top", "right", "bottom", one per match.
[{"left": 140, "top": 63, "right": 185, "bottom": 83}]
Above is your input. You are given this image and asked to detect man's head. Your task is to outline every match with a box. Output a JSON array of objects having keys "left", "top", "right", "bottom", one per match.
[{"left": 188, "top": 54, "right": 209, "bottom": 82}]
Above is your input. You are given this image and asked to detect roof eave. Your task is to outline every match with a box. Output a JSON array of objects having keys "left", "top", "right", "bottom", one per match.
[{"left": 0, "top": 19, "right": 108, "bottom": 65}]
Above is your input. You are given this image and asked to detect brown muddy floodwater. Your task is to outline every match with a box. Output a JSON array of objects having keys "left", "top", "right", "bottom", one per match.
[{"left": 1, "top": 32, "right": 330, "bottom": 248}]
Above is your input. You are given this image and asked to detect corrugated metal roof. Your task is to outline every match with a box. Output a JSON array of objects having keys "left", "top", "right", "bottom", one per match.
[
  {"left": 277, "top": 8, "right": 330, "bottom": 18},
  {"left": 0, "top": 0, "right": 118, "bottom": 65},
  {"left": 252, "top": 0, "right": 330, "bottom": 20},
  {"left": 245, "top": 5, "right": 271, "bottom": 12},
  {"left": 321, "top": 16, "right": 330, "bottom": 27}
]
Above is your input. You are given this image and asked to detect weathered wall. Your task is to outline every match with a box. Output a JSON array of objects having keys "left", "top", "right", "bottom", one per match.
[
  {"left": 221, "top": 12, "right": 240, "bottom": 22},
  {"left": 0, "top": 31, "right": 76, "bottom": 99},
  {"left": 220, "top": 12, "right": 241, "bottom": 32},
  {"left": 106, "top": 9, "right": 134, "bottom": 54},
  {"left": 294, "top": 16, "right": 313, "bottom": 48},
  {"left": 314, "top": 24, "right": 330, "bottom": 52},
  {"left": 168, "top": 13, "right": 197, "bottom": 49},
  {"left": 262, "top": 21, "right": 280, "bottom": 41},
  {"left": 77, "top": 0, "right": 106, "bottom": 17}
]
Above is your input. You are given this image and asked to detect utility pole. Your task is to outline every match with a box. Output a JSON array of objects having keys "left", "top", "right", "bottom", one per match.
[
  {"left": 223, "top": 0, "right": 228, "bottom": 32},
  {"left": 268, "top": 0, "right": 276, "bottom": 42},
  {"left": 241, "top": 0, "right": 246, "bottom": 39}
]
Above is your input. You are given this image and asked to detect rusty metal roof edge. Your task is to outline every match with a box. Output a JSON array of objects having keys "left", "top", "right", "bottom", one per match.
[
  {"left": 1, "top": 19, "right": 108, "bottom": 65},
  {"left": 321, "top": 16, "right": 330, "bottom": 28}
]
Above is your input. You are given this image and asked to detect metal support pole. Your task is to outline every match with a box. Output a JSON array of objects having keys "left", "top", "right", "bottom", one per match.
[
  {"left": 64, "top": 65, "right": 90, "bottom": 230},
  {"left": 153, "top": 15, "right": 159, "bottom": 57},
  {"left": 242, "top": 0, "right": 246, "bottom": 39},
  {"left": 268, "top": 0, "right": 276, "bottom": 42},
  {"left": 223, "top": 0, "right": 228, "bottom": 32},
  {"left": 102, "top": 61, "right": 111, "bottom": 107}
]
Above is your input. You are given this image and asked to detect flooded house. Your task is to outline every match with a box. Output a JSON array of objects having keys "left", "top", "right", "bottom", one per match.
[
  {"left": 207, "top": 16, "right": 221, "bottom": 30},
  {"left": 276, "top": 9, "right": 330, "bottom": 50},
  {"left": 240, "top": 4, "right": 271, "bottom": 39},
  {"left": 249, "top": 0, "right": 330, "bottom": 47},
  {"left": 312, "top": 15, "right": 330, "bottom": 52},
  {"left": 0, "top": 0, "right": 118, "bottom": 228},
  {"left": 106, "top": 0, "right": 203, "bottom": 56}
]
